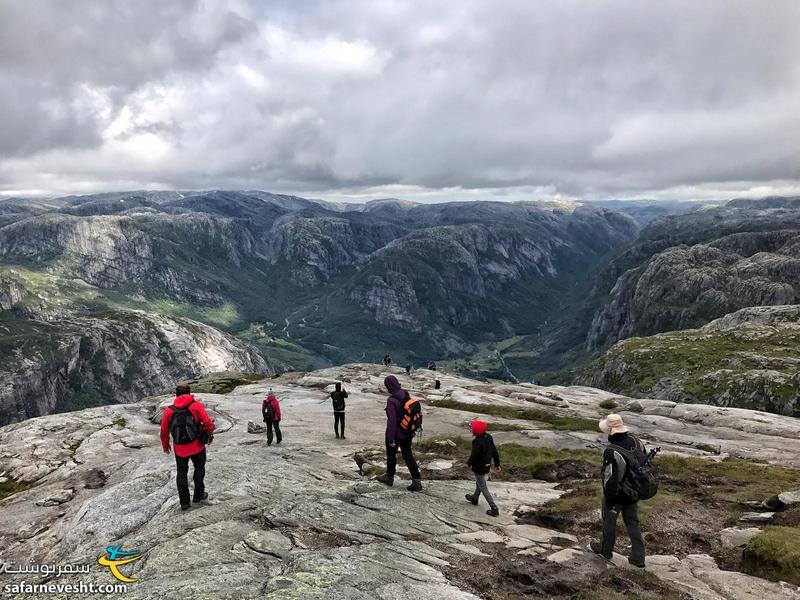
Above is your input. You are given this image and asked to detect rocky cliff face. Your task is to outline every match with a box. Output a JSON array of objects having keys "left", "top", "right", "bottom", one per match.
[
  {"left": 587, "top": 206, "right": 800, "bottom": 350},
  {"left": 585, "top": 305, "right": 800, "bottom": 414},
  {"left": 1, "top": 364, "right": 798, "bottom": 599},
  {"left": 0, "top": 310, "right": 271, "bottom": 425}
]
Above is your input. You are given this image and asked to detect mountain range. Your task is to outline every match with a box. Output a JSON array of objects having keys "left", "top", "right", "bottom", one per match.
[{"left": 2, "top": 191, "right": 800, "bottom": 422}]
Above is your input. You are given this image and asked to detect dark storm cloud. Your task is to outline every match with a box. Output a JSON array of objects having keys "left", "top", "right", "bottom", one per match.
[{"left": 0, "top": 0, "right": 798, "bottom": 200}]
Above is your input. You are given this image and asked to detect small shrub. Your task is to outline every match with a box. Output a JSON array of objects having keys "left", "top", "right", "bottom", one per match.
[{"left": 598, "top": 399, "right": 617, "bottom": 410}]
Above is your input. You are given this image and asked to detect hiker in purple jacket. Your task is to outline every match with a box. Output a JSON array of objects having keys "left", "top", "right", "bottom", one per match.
[{"left": 376, "top": 375, "right": 423, "bottom": 491}]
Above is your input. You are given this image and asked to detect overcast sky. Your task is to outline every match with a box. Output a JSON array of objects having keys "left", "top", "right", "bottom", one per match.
[{"left": 1, "top": 0, "right": 799, "bottom": 203}]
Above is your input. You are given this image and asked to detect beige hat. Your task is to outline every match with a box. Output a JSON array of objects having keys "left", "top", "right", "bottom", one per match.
[{"left": 599, "top": 413, "right": 629, "bottom": 435}]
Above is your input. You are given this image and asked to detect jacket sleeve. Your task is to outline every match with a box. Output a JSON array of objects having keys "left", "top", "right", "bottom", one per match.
[
  {"left": 492, "top": 440, "right": 501, "bottom": 467},
  {"left": 385, "top": 398, "right": 398, "bottom": 441},
  {"left": 262, "top": 399, "right": 268, "bottom": 421},
  {"left": 160, "top": 408, "right": 172, "bottom": 450},
  {"left": 467, "top": 439, "right": 480, "bottom": 467},
  {"left": 602, "top": 447, "right": 620, "bottom": 498},
  {"left": 343, "top": 390, "right": 348, "bottom": 398},
  {"left": 193, "top": 403, "right": 215, "bottom": 437}
]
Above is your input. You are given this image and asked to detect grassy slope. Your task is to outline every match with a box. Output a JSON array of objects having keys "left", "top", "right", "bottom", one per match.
[{"left": 588, "top": 324, "right": 800, "bottom": 413}]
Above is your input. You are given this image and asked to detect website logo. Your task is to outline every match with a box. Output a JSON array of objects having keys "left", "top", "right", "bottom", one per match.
[{"left": 97, "top": 545, "right": 142, "bottom": 583}]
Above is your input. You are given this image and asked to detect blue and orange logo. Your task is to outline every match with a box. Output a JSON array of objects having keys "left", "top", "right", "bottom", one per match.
[{"left": 97, "top": 545, "right": 142, "bottom": 583}]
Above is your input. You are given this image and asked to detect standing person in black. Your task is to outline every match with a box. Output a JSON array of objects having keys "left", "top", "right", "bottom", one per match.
[
  {"left": 590, "top": 413, "right": 646, "bottom": 567},
  {"left": 330, "top": 382, "right": 348, "bottom": 439}
]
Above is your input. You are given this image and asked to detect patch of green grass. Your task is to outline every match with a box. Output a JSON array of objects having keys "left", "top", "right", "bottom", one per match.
[
  {"left": 416, "top": 437, "right": 599, "bottom": 481},
  {"left": 111, "top": 417, "right": 127, "bottom": 427},
  {"left": 694, "top": 442, "right": 721, "bottom": 455},
  {"left": 499, "top": 443, "right": 599, "bottom": 475},
  {"left": 591, "top": 325, "right": 800, "bottom": 413},
  {"left": 742, "top": 526, "right": 800, "bottom": 585},
  {"left": 485, "top": 423, "right": 530, "bottom": 432},
  {"left": 189, "top": 372, "right": 267, "bottom": 394},
  {"left": 431, "top": 398, "right": 598, "bottom": 431},
  {"left": 658, "top": 455, "right": 800, "bottom": 504}
]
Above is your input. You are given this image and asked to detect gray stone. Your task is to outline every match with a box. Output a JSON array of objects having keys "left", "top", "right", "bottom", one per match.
[
  {"left": 247, "top": 420, "right": 266, "bottom": 434},
  {"left": 778, "top": 489, "right": 800, "bottom": 507},
  {"left": 720, "top": 527, "right": 761, "bottom": 548},
  {"left": 738, "top": 512, "right": 775, "bottom": 523}
]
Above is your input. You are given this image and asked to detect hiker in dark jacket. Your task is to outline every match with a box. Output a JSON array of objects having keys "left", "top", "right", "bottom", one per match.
[
  {"left": 330, "top": 382, "right": 348, "bottom": 439},
  {"left": 590, "top": 413, "right": 646, "bottom": 567},
  {"left": 160, "top": 385, "right": 215, "bottom": 510},
  {"left": 465, "top": 419, "right": 501, "bottom": 516},
  {"left": 376, "top": 375, "right": 422, "bottom": 491},
  {"left": 262, "top": 389, "right": 282, "bottom": 446}
]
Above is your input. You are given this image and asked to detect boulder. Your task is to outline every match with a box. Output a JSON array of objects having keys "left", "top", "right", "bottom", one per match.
[
  {"left": 720, "top": 527, "right": 761, "bottom": 549},
  {"left": 777, "top": 489, "right": 800, "bottom": 507},
  {"left": 247, "top": 421, "right": 266, "bottom": 434}
]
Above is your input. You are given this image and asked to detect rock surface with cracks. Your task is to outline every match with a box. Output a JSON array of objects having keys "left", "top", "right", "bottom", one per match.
[{"left": 1, "top": 363, "right": 799, "bottom": 599}]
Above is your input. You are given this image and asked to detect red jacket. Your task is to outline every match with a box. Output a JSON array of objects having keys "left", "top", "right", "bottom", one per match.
[
  {"left": 160, "top": 394, "right": 215, "bottom": 458},
  {"left": 262, "top": 395, "right": 281, "bottom": 421}
]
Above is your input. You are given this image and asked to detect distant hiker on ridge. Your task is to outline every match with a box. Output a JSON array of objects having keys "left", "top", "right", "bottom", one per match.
[
  {"left": 161, "top": 384, "right": 215, "bottom": 510},
  {"left": 376, "top": 375, "right": 423, "bottom": 491},
  {"left": 590, "top": 413, "right": 647, "bottom": 568},
  {"left": 330, "top": 382, "right": 348, "bottom": 439},
  {"left": 383, "top": 354, "right": 392, "bottom": 367},
  {"left": 262, "top": 388, "right": 283, "bottom": 446},
  {"left": 465, "top": 419, "right": 501, "bottom": 516}
]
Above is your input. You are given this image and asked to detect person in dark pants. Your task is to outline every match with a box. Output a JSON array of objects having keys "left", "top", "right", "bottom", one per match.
[
  {"left": 330, "top": 382, "right": 348, "bottom": 439},
  {"left": 160, "top": 385, "right": 215, "bottom": 510},
  {"left": 262, "top": 389, "right": 283, "bottom": 445},
  {"left": 376, "top": 375, "right": 422, "bottom": 491},
  {"left": 590, "top": 414, "right": 646, "bottom": 567}
]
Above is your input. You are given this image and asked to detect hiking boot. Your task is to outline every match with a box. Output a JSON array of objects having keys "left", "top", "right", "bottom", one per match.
[
  {"left": 589, "top": 540, "right": 612, "bottom": 560},
  {"left": 407, "top": 479, "right": 423, "bottom": 492},
  {"left": 486, "top": 505, "right": 499, "bottom": 517},
  {"left": 180, "top": 504, "right": 191, "bottom": 511},
  {"left": 335, "top": 434, "right": 340, "bottom": 439},
  {"left": 376, "top": 473, "right": 394, "bottom": 486},
  {"left": 465, "top": 493, "right": 479, "bottom": 505},
  {"left": 193, "top": 491, "right": 208, "bottom": 503},
  {"left": 341, "top": 436, "right": 346, "bottom": 439},
  {"left": 628, "top": 557, "right": 646, "bottom": 569}
]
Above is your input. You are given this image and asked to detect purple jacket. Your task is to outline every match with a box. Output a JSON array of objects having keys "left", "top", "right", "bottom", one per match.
[{"left": 384, "top": 376, "right": 410, "bottom": 441}]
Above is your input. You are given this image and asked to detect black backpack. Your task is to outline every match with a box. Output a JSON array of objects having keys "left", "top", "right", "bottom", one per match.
[
  {"left": 331, "top": 392, "right": 346, "bottom": 412},
  {"left": 263, "top": 398, "right": 275, "bottom": 421},
  {"left": 169, "top": 400, "right": 200, "bottom": 445},
  {"left": 610, "top": 435, "right": 659, "bottom": 501}
]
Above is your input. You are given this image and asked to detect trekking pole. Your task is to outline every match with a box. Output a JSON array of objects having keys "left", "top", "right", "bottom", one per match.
[{"left": 634, "top": 447, "right": 661, "bottom": 476}]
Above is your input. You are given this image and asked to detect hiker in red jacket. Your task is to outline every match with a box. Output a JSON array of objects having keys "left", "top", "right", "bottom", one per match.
[
  {"left": 262, "top": 388, "right": 282, "bottom": 446},
  {"left": 160, "top": 385, "right": 215, "bottom": 510}
]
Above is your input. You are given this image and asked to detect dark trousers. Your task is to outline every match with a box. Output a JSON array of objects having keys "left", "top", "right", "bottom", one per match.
[
  {"left": 601, "top": 499, "right": 645, "bottom": 564},
  {"left": 175, "top": 449, "right": 206, "bottom": 507},
  {"left": 386, "top": 438, "right": 421, "bottom": 480},
  {"left": 334, "top": 412, "right": 345, "bottom": 436},
  {"left": 266, "top": 420, "right": 282, "bottom": 445}
]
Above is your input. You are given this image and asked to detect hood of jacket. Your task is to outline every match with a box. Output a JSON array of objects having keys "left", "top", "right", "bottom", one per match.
[
  {"left": 384, "top": 375, "right": 404, "bottom": 397},
  {"left": 173, "top": 393, "right": 196, "bottom": 408}
]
